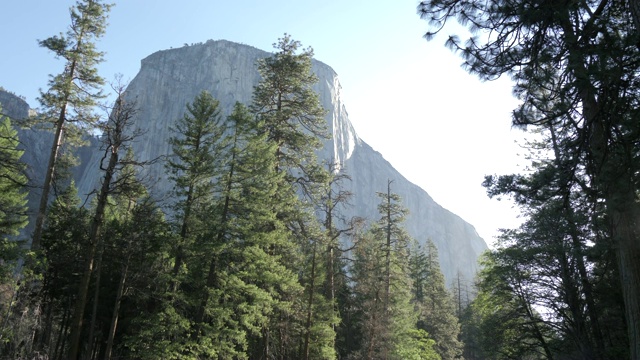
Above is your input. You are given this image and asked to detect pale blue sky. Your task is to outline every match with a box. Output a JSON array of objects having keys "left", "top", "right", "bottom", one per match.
[{"left": 1, "top": 0, "right": 525, "bottom": 244}]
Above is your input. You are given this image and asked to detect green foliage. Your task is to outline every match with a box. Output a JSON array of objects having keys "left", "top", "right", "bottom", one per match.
[
  {"left": 0, "top": 112, "right": 27, "bottom": 281},
  {"left": 167, "top": 91, "right": 225, "bottom": 199},
  {"left": 349, "top": 187, "right": 439, "bottom": 360},
  {"left": 4, "top": 24, "right": 482, "bottom": 358},
  {"left": 249, "top": 34, "right": 337, "bottom": 359},
  {"left": 32, "top": 0, "right": 112, "bottom": 252},
  {"left": 187, "top": 102, "right": 300, "bottom": 360},
  {"left": 166, "top": 90, "right": 226, "bottom": 286},
  {"left": 38, "top": 0, "right": 111, "bottom": 130},
  {"left": 461, "top": 252, "right": 556, "bottom": 360},
  {"left": 394, "top": 329, "right": 441, "bottom": 360},
  {"left": 251, "top": 34, "right": 329, "bottom": 195},
  {"left": 411, "top": 240, "right": 462, "bottom": 360},
  {"left": 420, "top": 0, "right": 640, "bottom": 357}
]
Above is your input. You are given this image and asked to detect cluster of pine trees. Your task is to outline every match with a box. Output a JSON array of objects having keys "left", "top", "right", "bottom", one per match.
[
  {"left": 419, "top": 1, "right": 640, "bottom": 359},
  {"left": 0, "top": 1, "right": 465, "bottom": 359}
]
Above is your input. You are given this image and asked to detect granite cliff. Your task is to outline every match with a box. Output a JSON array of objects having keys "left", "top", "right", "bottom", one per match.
[{"left": 1, "top": 40, "right": 487, "bottom": 284}]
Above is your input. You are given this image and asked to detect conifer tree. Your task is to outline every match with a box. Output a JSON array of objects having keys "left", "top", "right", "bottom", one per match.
[
  {"left": 0, "top": 110, "right": 28, "bottom": 281},
  {"left": 250, "top": 34, "right": 332, "bottom": 358},
  {"left": 351, "top": 229, "right": 387, "bottom": 359},
  {"left": 67, "top": 86, "right": 140, "bottom": 359},
  {"left": 0, "top": 111, "right": 33, "bottom": 353},
  {"left": 100, "top": 150, "right": 148, "bottom": 360},
  {"left": 251, "top": 33, "right": 329, "bottom": 195},
  {"left": 166, "top": 90, "right": 226, "bottom": 291},
  {"left": 298, "top": 212, "right": 338, "bottom": 360},
  {"left": 132, "top": 90, "right": 227, "bottom": 358},
  {"left": 412, "top": 240, "right": 462, "bottom": 360},
  {"left": 37, "top": 182, "right": 90, "bottom": 359},
  {"left": 191, "top": 102, "right": 300, "bottom": 359},
  {"left": 464, "top": 252, "right": 556, "bottom": 359},
  {"left": 319, "top": 164, "right": 359, "bottom": 357},
  {"left": 419, "top": 2, "right": 640, "bottom": 355},
  {"left": 350, "top": 186, "right": 437, "bottom": 359},
  {"left": 32, "top": 0, "right": 112, "bottom": 251}
]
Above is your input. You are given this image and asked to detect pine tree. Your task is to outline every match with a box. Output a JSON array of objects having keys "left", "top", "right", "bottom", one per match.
[
  {"left": 131, "top": 90, "right": 227, "bottom": 359},
  {"left": 319, "top": 164, "right": 359, "bottom": 358},
  {"left": 250, "top": 34, "right": 332, "bottom": 358},
  {"left": 351, "top": 229, "right": 387, "bottom": 359},
  {"left": 465, "top": 252, "right": 556, "bottom": 360},
  {"left": 418, "top": 2, "right": 640, "bottom": 355},
  {"left": 100, "top": 150, "right": 149, "bottom": 360},
  {"left": 412, "top": 240, "right": 462, "bottom": 360},
  {"left": 480, "top": 122, "right": 619, "bottom": 357},
  {"left": 166, "top": 90, "right": 226, "bottom": 291},
  {"left": 350, "top": 185, "right": 436, "bottom": 359},
  {"left": 32, "top": 0, "right": 112, "bottom": 251},
  {"left": 38, "top": 182, "right": 90, "bottom": 360},
  {"left": 67, "top": 86, "right": 140, "bottom": 359},
  {"left": 250, "top": 33, "right": 329, "bottom": 195},
  {"left": 0, "top": 111, "right": 30, "bottom": 355},
  {"left": 298, "top": 212, "right": 338, "bottom": 360},
  {"left": 0, "top": 111, "right": 28, "bottom": 282},
  {"left": 191, "top": 102, "right": 301, "bottom": 359}
]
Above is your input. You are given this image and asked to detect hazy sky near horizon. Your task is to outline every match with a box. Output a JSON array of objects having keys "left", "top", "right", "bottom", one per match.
[{"left": 1, "top": 0, "right": 527, "bottom": 245}]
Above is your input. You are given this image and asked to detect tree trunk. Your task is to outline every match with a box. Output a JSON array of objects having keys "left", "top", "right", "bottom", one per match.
[
  {"left": 560, "top": 11, "right": 640, "bottom": 357},
  {"left": 384, "top": 180, "right": 392, "bottom": 315},
  {"left": 68, "top": 141, "right": 120, "bottom": 359},
  {"left": 302, "top": 239, "right": 317, "bottom": 360},
  {"left": 194, "top": 138, "right": 235, "bottom": 326},
  {"left": 607, "top": 190, "right": 640, "bottom": 359},
  {"left": 53, "top": 301, "right": 70, "bottom": 360},
  {"left": 87, "top": 246, "right": 104, "bottom": 357},
  {"left": 171, "top": 186, "right": 192, "bottom": 293},
  {"left": 104, "top": 257, "right": 129, "bottom": 360},
  {"left": 549, "top": 124, "right": 606, "bottom": 356},
  {"left": 31, "top": 104, "right": 67, "bottom": 252}
]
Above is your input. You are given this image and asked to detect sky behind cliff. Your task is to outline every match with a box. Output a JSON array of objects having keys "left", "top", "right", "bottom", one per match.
[{"left": 2, "top": 0, "right": 526, "bottom": 245}]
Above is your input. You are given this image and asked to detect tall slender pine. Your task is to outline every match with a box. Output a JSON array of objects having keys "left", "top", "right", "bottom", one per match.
[{"left": 32, "top": 0, "right": 111, "bottom": 251}]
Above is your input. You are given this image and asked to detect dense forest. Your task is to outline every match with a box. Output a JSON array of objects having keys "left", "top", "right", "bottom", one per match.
[{"left": 1, "top": 0, "right": 639, "bottom": 359}]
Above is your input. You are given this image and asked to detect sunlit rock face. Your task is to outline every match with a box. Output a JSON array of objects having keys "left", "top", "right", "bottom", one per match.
[{"left": 1, "top": 40, "right": 487, "bottom": 285}]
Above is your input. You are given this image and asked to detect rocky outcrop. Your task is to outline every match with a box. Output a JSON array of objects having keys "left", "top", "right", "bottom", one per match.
[
  {"left": 1, "top": 40, "right": 487, "bottom": 284},
  {"left": 119, "top": 40, "right": 487, "bottom": 283}
]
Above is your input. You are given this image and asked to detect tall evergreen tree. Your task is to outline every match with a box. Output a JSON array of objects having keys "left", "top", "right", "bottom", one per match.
[
  {"left": 99, "top": 150, "right": 149, "bottom": 360},
  {"left": 32, "top": 0, "right": 112, "bottom": 251},
  {"left": 350, "top": 185, "right": 436, "bottom": 360},
  {"left": 418, "top": 2, "right": 640, "bottom": 355},
  {"left": 250, "top": 33, "right": 329, "bottom": 195},
  {"left": 134, "top": 90, "right": 227, "bottom": 358},
  {"left": 0, "top": 111, "right": 32, "bottom": 354},
  {"left": 67, "top": 86, "right": 140, "bottom": 359},
  {"left": 166, "top": 90, "right": 226, "bottom": 291},
  {"left": 480, "top": 121, "right": 621, "bottom": 357},
  {"left": 0, "top": 110, "right": 28, "bottom": 282},
  {"left": 36, "top": 182, "right": 90, "bottom": 360},
  {"left": 318, "top": 164, "right": 359, "bottom": 358},
  {"left": 411, "top": 240, "right": 462, "bottom": 360},
  {"left": 191, "top": 102, "right": 300, "bottom": 359},
  {"left": 250, "top": 34, "right": 333, "bottom": 358}
]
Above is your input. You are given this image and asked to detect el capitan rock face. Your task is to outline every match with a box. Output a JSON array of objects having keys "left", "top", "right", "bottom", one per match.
[{"left": 2, "top": 40, "right": 487, "bottom": 284}]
